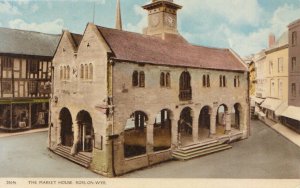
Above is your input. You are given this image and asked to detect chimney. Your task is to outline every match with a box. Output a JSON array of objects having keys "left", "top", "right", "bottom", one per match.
[
  {"left": 115, "top": 0, "right": 122, "bottom": 30},
  {"left": 269, "top": 33, "right": 275, "bottom": 48}
]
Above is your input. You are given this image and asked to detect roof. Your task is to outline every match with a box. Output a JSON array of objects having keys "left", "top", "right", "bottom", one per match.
[
  {"left": 266, "top": 31, "right": 288, "bottom": 53},
  {"left": 70, "top": 32, "right": 83, "bottom": 48},
  {"left": 0, "top": 27, "right": 61, "bottom": 57},
  {"left": 288, "top": 18, "right": 300, "bottom": 28},
  {"left": 97, "top": 26, "right": 247, "bottom": 72}
]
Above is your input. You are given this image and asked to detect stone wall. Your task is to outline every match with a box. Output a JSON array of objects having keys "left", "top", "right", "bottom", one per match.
[
  {"left": 112, "top": 61, "right": 249, "bottom": 175},
  {"left": 50, "top": 24, "right": 112, "bottom": 176}
]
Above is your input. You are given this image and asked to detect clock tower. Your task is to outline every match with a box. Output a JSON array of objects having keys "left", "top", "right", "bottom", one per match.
[{"left": 142, "top": 0, "right": 182, "bottom": 39}]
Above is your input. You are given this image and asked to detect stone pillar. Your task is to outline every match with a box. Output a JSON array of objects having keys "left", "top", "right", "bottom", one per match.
[
  {"left": 57, "top": 119, "right": 62, "bottom": 145},
  {"left": 171, "top": 118, "right": 178, "bottom": 148},
  {"left": 192, "top": 117, "right": 198, "bottom": 143},
  {"left": 71, "top": 121, "right": 80, "bottom": 155},
  {"left": 210, "top": 112, "right": 217, "bottom": 137},
  {"left": 146, "top": 117, "right": 155, "bottom": 153},
  {"left": 225, "top": 111, "right": 231, "bottom": 134}
]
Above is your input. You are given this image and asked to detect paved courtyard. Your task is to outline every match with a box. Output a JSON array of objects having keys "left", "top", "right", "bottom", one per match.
[
  {"left": 123, "top": 120, "right": 300, "bottom": 178},
  {"left": 0, "top": 120, "right": 300, "bottom": 178}
]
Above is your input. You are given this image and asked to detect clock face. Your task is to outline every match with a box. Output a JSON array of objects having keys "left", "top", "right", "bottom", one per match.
[
  {"left": 150, "top": 14, "right": 160, "bottom": 27},
  {"left": 165, "top": 15, "right": 175, "bottom": 27}
]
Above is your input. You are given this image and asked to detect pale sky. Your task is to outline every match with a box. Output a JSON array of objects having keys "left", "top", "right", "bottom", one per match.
[{"left": 1, "top": 0, "right": 300, "bottom": 57}]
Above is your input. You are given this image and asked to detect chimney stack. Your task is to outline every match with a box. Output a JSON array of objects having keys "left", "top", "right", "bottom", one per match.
[{"left": 269, "top": 33, "right": 276, "bottom": 48}]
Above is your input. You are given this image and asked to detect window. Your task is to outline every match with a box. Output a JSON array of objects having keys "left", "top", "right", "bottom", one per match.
[
  {"left": 220, "top": 75, "right": 226, "bottom": 87},
  {"left": 278, "top": 57, "right": 283, "bottom": 73},
  {"left": 179, "top": 71, "right": 192, "bottom": 101},
  {"left": 207, "top": 75, "right": 210, "bottom": 87},
  {"left": 89, "top": 63, "right": 93, "bottom": 80},
  {"left": 132, "top": 71, "right": 139, "bottom": 86},
  {"left": 2, "top": 57, "right": 13, "bottom": 70},
  {"left": 60, "top": 66, "right": 63, "bottom": 80},
  {"left": 234, "top": 76, "right": 237, "bottom": 87},
  {"left": 29, "top": 81, "right": 38, "bottom": 95},
  {"left": 2, "top": 81, "right": 12, "bottom": 94},
  {"left": 278, "top": 79, "right": 283, "bottom": 98},
  {"left": 139, "top": 71, "right": 145, "bottom": 87},
  {"left": 63, "top": 66, "right": 66, "bottom": 80},
  {"left": 160, "top": 72, "right": 165, "bottom": 87},
  {"left": 203, "top": 75, "right": 210, "bottom": 87},
  {"left": 234, "top": 76, "right": 240, "bottom": 87},
  {"left": 84, "top": 64, "right": 88, "bottom": 80},
  {"left": 80, "top": 64, "right": 84, "bottom": 79},
  {"left": 67, "top": 66, "right": 70, "bottom": 80},
  {"left": 269, "top": 61, "right": 273, "bottom": 74},
  {"left": 292, "top": 31, "right": 297, "bottom": 46},
  {"left": 166, "top": 73, "right": 171, "bottom": 87},
  {"left": 132, "top": 71, "right": 145, "bottom": 88},
  {"left": 160, "top": 72, "right": 171, "bottom": 88},
  {"left": 292, "top": 57, "right": 296, "bottom": 72},
  {"left": 271, "top": 80, "right": 275, "bottom": 97},
  {"left": 29, "top": 60, "right": 39, "bottom": 73},
  {"left": 292, "top": 83, "right": 297, "bottom": 97}
]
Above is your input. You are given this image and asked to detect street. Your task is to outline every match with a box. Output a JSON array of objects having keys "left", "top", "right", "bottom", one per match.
[{"left": 0, "top": 120, "right": 300, "bottom": 178}]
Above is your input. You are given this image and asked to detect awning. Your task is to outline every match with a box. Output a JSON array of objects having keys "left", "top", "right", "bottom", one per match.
[
  {"left": 254, "top": 97, "right": 265, "bottom": 104},
  {"left": 260, "top": 98, "right": 282, "bottom": 111},
  {"left": 275, "top": 102, "right": 288, "bottom": 116},
  {"left": 281, "top": 106, "right": 300, "bottom": 121}
]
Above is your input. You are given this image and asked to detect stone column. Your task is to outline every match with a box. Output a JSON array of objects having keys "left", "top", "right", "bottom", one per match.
[
  {"left": 71, "top": 121, "right": 80, "bottom": 155},
  {"left": 57, "top": 119, "right": 62, "bottom": 145},
  {"left": 192, "top": 117, "right": 198, "bottom": 143},
  {"left": 171, "top": 118, "right": 178, "bottom": 148},
  {"left": 146, "top": 117, "right": 155, "bottom": 153},
  {"left": 210, "top": 112, "right": 217, "bottom": 137},
  {"left": 225, "top": 112, "right": 231, "bottom": 134}
]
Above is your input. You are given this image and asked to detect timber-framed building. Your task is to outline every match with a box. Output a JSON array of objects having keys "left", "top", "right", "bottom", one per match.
[{"left": 0, "top": 28, "right": 60, "bottom": 132}]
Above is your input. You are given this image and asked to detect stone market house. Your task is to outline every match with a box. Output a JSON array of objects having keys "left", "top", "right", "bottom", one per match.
[
  {"left": 49, "top": 0, "right": 250, "bottom": 177},
  {"left": 0, "top": 28, "right": 60, "bottom": 131}
]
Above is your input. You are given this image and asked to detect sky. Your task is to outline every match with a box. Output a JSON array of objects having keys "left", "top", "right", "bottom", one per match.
[{"left": 0, "top": 0, "right": 300, "bottom": 57}]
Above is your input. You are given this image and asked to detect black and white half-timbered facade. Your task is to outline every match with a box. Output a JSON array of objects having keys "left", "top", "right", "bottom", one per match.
[{"left": 0, "top": 28, "right": 60, "bottom": 131}]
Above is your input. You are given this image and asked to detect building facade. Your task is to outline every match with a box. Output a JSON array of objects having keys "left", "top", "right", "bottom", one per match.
[
  {"left": 0, "top": 28, "right": 60, "bottom": 131},
  {"left": 280, "top": 19, "right": 300, "bottom": 133},
  {"left": 260, "top": 32, "right": 289, "bottom": 122},
  {"left": 48, "top": 0, "right": 250, "bottom": 177}
]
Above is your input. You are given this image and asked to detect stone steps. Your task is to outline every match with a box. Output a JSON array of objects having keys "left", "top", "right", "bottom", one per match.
[
  {"left": 53, "top": 146, "right": 92, "bottom": 168},
  {"left": 173, "top": 141, "right": 232, "bottom": 161}
]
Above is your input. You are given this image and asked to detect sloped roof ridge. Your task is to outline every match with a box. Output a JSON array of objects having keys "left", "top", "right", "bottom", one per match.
[
  {"left": 97, "top": 25, "right": 231, "bottom": 51},
  {"left": 96, "top": 25, "right": 247, "bottom": 72},
  {"left": 0, "top": 27, "right": 60, "bottom": 36}
]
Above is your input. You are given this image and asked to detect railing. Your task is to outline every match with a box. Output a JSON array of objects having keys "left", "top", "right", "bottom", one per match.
[{"left": 179, "top": 89, "right": 192, "bottom": 101}]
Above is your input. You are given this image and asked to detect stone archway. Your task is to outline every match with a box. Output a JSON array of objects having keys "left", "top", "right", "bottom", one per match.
[
  {"left": 178, "top": 107, "right": 193, "bottom": 146},
  {"left": 59, "top": 108, "right": 73, "bottom": 147},
  {"left": 198, "top": 106, "right": 211, "bottom": 140},
  {"left": 75, "top": 110, "right": 94, "bottom": 153},
  {"left": 216, "top": 104, "right": 228, "bottom": 135},
  {"left": 153, "top": 109, "right": 172, "bottom": 152},
  {"left": 124, "top": 111, "right": 148, "bottom": 158}
]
